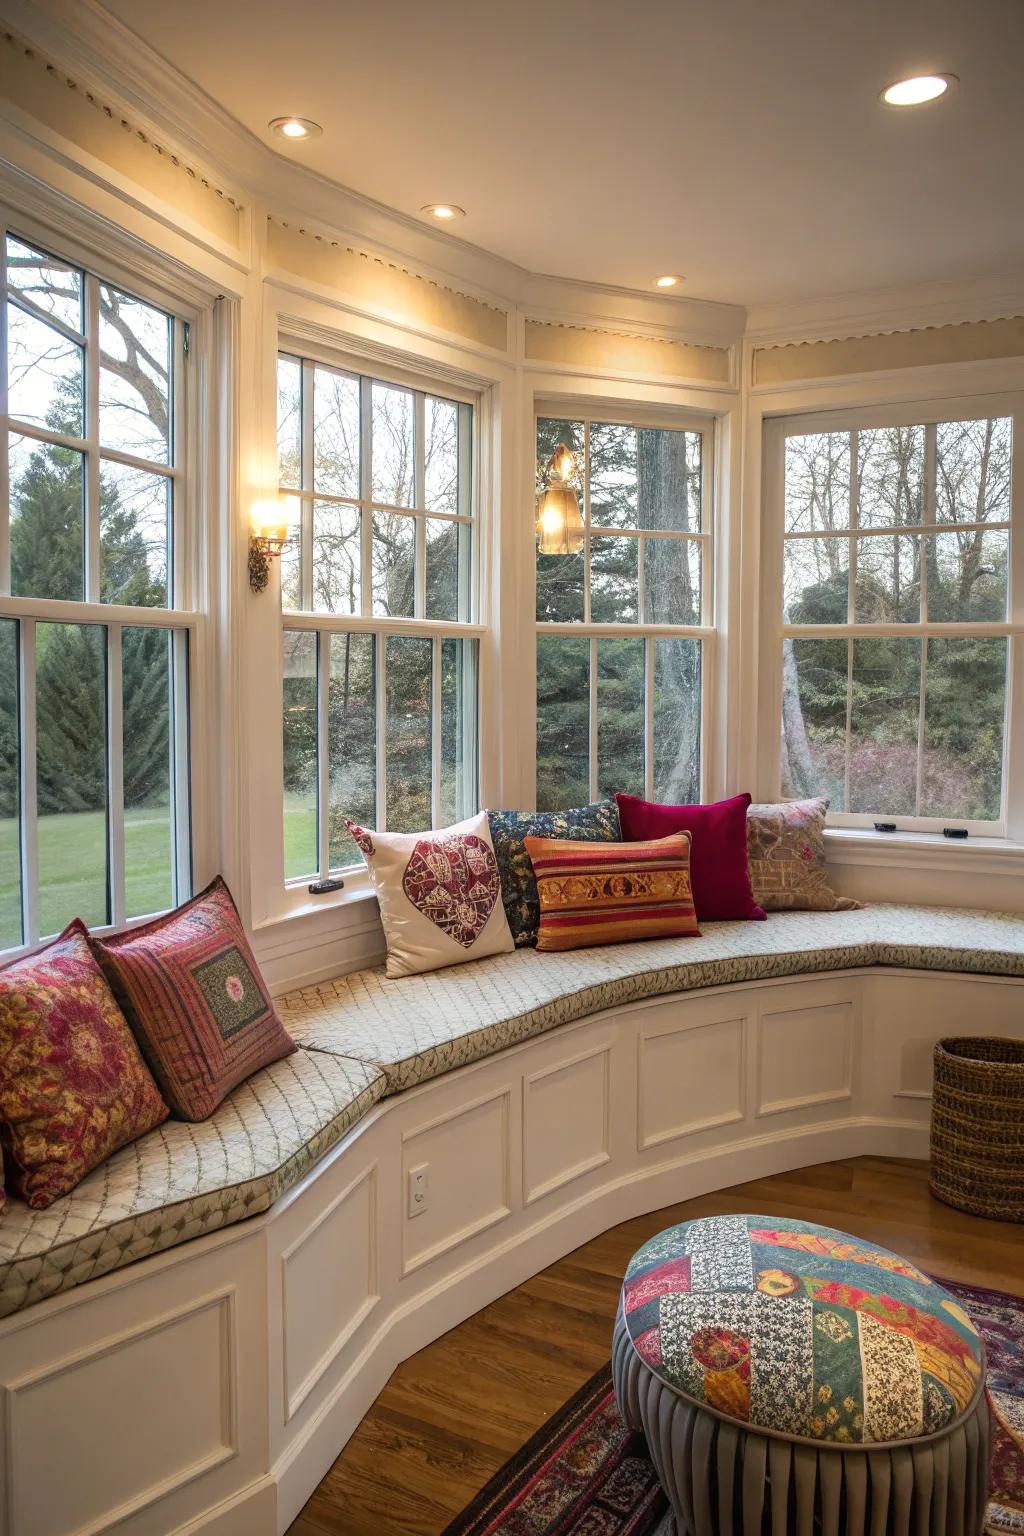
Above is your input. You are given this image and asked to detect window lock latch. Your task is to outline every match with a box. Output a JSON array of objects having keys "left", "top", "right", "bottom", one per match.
[{"left": 308, "top": 877, "right": 345, "bottom": 894}]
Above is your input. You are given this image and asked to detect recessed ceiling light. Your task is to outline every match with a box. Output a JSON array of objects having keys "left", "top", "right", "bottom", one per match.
[
  {"left": 655, "top": 274, "right": 684, "bottom": 289},
  {"left": 881, "top": 74, "right": 957, "bottom": 107},
  {"left": 269, "top": 116, "right": 322, "bottom": 140},
  {"left": 421, "top": 203, "right": 466, "bottom": 221}
]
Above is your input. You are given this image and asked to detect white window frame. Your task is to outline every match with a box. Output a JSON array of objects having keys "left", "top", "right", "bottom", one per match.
[
  {"left": 0, "top": 210, "right": 204, "bottom": 956},
  {"left": 761, "top": 392, "right": 1024, "bottom": 836},
  {"left": 278, "top": 339, "right": 484, "bottom": 894},
  {"left": 534, "top": 399, "right": 716, "bottom": 805}
]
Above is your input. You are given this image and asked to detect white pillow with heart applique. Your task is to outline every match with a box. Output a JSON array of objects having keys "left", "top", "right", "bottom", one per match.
[{"left": 345, "top": 812, "right": 515, "bottom": 979}]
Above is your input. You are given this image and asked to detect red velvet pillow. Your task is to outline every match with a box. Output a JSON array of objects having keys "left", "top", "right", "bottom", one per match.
[
  {"left": 615, "top": 792, "right": 765, "bottom": 922},
  {"left": 91, "top": 877, "right": 296, "bottom": 1122}
]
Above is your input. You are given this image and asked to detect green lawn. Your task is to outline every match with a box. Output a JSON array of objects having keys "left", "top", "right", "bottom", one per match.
[
  {"left": 284, "top": 792, "right": 317, "bottom": 880},
  {"left": 0, "top": 806, "right": 173, "bottom": 949}
]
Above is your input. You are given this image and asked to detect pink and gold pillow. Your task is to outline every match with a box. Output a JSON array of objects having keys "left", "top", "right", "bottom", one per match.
[
  {"left": 746, "top": 798, "right": 860, "bottom": 913},
  {"left": 524, "top": 833, "right": 701, "bottom": 952},
  {"left": 346, "top": 812, "right": 515, "bottom": 978},
  {"left": 0, "top": 923, "right": 168, "bottom": 1209},
  {"left": 91, "top": 877, "right": 295, "bottom": 1122}
]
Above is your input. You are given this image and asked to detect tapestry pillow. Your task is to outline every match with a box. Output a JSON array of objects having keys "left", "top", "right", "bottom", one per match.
[
  {"left": 347, "top": 811, "right": 516, "bottom": 979},
  {"left": 525, "top": 832, "right": 701, "bottom": 952},
  {"left": 615, "top": 791, "right": 765, "bottom": 922},
  {"left": 91, "top": 877, "right": 296, "bottom": 1122},
  {"left": 487, "top": 801, "right": 621, "bottom": 948},
  {"left": 0, "top": 923, "right": 169, "bottom": 1209},
  {"left": 746, "top": 797, "right": 861, "bottom": 912}
]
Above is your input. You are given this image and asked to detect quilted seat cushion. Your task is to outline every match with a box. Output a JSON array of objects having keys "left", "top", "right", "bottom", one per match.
[
  {"left": 621, "top": 1215, "right": 985, "bottom": 1444},
  {"left": 0, "top": 1049, "right": 385, "bottom": 1319}
]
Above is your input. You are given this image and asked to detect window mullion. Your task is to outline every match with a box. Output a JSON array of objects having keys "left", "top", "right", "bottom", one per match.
[
  {"left": 922, "top": 422, "right": 936, "bottom": 623},
  {"left": 19, "top": 617, "right": 38, "bottom": 946},
  {"left": 637, "top": 535, "right": 646, "bottom": 624},
  {"left": 108, "top": 622, "right": 126, "bottom": 928},
  {"left": 317, "top": 630, "right": 330, "bottom": 880},
  {"left": 0, "top": 255, "right": 9, "bottom": 595},
  {"left": 915, "top": 637, "right": 928, "bottom": 818},
  {"left": 588, "top": 635, "right": 598, "bottom": 801},
  {"left": 843, "top": 637, "right": 853, "bottom": 814},
  {"left": 360, "top": 375, "right": 373, "bottom": 617},
  {"left": 375, "top": 631, "right": 387, "bottom": 831},
  {"left": 171, "top": 628, "right": 191, "bottom": 904},
  {"left": 430, "top": 635, "right": 442, "bottom": 827},
  {"left": 414, "top": 393, "right": 426, "bottom": 619},
  {"left": 85, "top": 274, "right": 101, "bottom": 603},
  {"left": 644, "top": 635, "right": 654, "bottom": 798},
  {"left": 300, "top": 362, "right": 315, "bottom": 611}
]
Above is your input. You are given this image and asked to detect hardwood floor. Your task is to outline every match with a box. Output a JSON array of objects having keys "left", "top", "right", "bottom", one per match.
[{"left": 287, "top": 1156, "right": 1023, "bottom": 1536}]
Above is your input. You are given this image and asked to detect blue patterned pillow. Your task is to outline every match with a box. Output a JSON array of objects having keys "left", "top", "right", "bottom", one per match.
[{"left": 486, "top": 802, "right": 621, "bottom": 947}]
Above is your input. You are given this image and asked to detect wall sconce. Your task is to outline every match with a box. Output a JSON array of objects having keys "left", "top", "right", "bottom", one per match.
[
  {"left": 249, "top": 497, "right": 294, "bottom": 593},
  {"left": 536, "top": 443, "right": 584, "bottom": 556}
]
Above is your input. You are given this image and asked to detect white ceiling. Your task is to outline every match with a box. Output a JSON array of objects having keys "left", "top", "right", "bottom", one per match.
[{"left": 99, "top": 0, "right": 1024, "bottom": 307}]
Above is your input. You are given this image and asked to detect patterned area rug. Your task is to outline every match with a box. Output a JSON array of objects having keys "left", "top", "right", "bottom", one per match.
[{"left": 441, "top": 1278, "right": 1023, "bottom": 1536}]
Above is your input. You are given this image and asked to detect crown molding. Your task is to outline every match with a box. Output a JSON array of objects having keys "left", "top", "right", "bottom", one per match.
[{"left": 745, "top": 269, "right": 1024, "bottom": 350}]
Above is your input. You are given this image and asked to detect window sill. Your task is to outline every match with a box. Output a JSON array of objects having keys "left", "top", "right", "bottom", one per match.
[{"left": 823, "top": 826, "right": 1024, "bottom": 877}]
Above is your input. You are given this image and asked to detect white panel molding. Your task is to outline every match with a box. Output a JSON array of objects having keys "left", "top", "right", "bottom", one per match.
[
  {"left": 636, "top": 1012, "right": 748, "bottom": 1151},
  {"left": 3, "top": 1288, "right": 238, "bottom": 1536},
  {"left": 279, "top": 1165, "right": 378, "bottom": 1424},
  {"left": 522, "top": 1043, "right": 611, "bottom": 1205},
  {"left": 400, "top": 1085, "right": 513, "bottom": 1277},
  {"left": 756, "top": 999, "right": 856, "bottom": 1119}
]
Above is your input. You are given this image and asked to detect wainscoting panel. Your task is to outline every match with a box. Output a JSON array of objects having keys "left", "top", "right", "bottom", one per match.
[
  {"left": 757, "top": 998, "right": 855, "bottom": 1117},
  {"left": 522, "top": 1044, "right": 611, "bottom": 1204},
  {"left": 401, "top": 1087, "right": 512, "bottom": 1274},
  {"left": 637, "top": 1008, "right": 747, "bottom": 1150}
]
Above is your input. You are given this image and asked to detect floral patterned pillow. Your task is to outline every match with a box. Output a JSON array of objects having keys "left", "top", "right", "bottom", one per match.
[
  {"left": 487, "top": 802, "right": 621, "bottom": 947},
  {"left": 347, "top": 811, "right": 515, "bottom": 978},
  {"left": 746, "top": 798, "right": 860, "bottom": 913},
  {"left": 0, "top": 923, "right": 169, "bottom": 1209}
]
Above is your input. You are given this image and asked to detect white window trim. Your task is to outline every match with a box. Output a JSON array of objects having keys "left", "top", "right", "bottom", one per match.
[
  {"left": 534, "top": 397, "right": 716, "bottom": 807},
  {"left": 276, "top": 338, "right": 486, "bottom": 908},
  {"left": 759, "top": 389, "right": 1024, "bottom": 840}
]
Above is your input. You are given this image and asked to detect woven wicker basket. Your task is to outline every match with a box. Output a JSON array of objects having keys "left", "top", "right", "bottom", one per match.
[{"left": 929, "top": 1036, "right": 1024, "bottom": 1222}]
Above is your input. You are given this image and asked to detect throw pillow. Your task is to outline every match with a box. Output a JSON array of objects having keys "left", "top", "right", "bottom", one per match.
[
  {"left": 487, "top": 801, "right": 621, "bottom": 947},
  {"left": 0, "top": 923, "right": 169, "bottom": 1209},
  {"left": 525, "top": 832, "right": 701, "bottom": 952},
  {"left": 347, "top": 811, "right": 516, "bottom": 978},
  {"left": 615, "top": 791, "right": 765, "bottom": 922},
  {"left": 746, "top": 797, "right": 861, "bottom": 912},
  {"left": 91, "top": 877, "right": 296, "bottom": 1122}
]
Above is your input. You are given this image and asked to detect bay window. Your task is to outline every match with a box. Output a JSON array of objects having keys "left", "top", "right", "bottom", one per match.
[
  {"left": 0, "top": 227, "right": 194, "bottom": 954},
  {"left": 277, "top": 350, "right": 479, "bottom": 883}
]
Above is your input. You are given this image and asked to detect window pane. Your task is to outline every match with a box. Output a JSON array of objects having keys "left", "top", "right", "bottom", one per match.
[
  {"left": 36, "top": 622, "right": 108, "bottom": 934},
  {"left": 424, "top": 397, "right": 459, "bottom": 513},
  {"left": 385, "top": 635, "right": 431, "bottom": 832},
  {"left": 280, "top": 495, "right": 303, "bottom": 610},
  {"left": 371, "top": 382, "right": 414, "bottom": 508},
  {"left": 100, "top": 460, "right": 169, "bottom": 606},
  {"left": 928, "top": 529, "right": 1008, "bottom": 622},
  {"left": 590, "top": 535, "right": 638, "bottom": 623},
  {"left": 638, "top": 427, "right": 701, "bottom": 533},
  {"left": 328, "top": 633, "right": 376, "bottom": 868},
  {"left": 653, "top": 637, "right": 701, "bottom": 803},
  {"left": 645, "top": 537, "right": 701, "bottom": 626},
  {"left": 283, "top": 631, "right": 318, "bottom": 880},
  {"left": 6, "top": 236, "right": 82, "bottom": 330},
  {"left": 589, "top": 422, "right": 638, "bottom": 529},
  {"left": 0, "top": 620, "right": 21, "bottom": 951},
  {"left": 856, "top": 426, "right": 924, "bottom": 527},
  {"left": 313, "top": 502, "right": 361, "bottom": 614},
  {"left": 854, "top": 534, "right": 920, "bottom": 623},
  {"left": 785, "top": 433, "right": 851, "bottom": 533},
  {"left": 922, "top": 638, "right": 1006, "bottom": 820},
  {"left": 277, "top": 355, "right": 302, "bottom": 488},
  {"left": 536, "top": 551, "right": 584, "bottom": 623},
  {"left": 123, "top": 626, "right": 175, "bottom": 918},
  {"left": 781, "top": 637, "right": 848, "bottom": 809},
  {"left": 597, "top": 638, "right": 644, "bottom": 799},
  {"left": 440, "top": 638, "right": 477, "bottom": 825},
  {"left": 536, "top": 634, "right": 589, "bottom": 811},
  {"left": 849, "top": 638, "right": 921, "bottom": 815},
  {"left": 7, "top": 301, "right": 84, "bottom": 434},
  {"left": 426, "top": 517, "right": 465, "bottom": 622},
  {"left": 372, "top": 511, "right": 415, "bottom": 617},
  {"left": 10, "top": 433, "right": 84, "bottom": 602},
  {"left": 936, "top": 418, "right": 1012, "bottom": 525},
  {"left": 784, "top": 537, "right": 849, "bottom": 622},
  {"left": 314, "top": 367, "right": 360, "bottom": 498},
  {"left": 99, "top": 285, "right": 171, "bottom": 465}
]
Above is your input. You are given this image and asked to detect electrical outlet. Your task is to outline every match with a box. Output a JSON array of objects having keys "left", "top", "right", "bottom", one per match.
[{"left": 407, "top": 1163, "right": 429, "bottom": 1219}]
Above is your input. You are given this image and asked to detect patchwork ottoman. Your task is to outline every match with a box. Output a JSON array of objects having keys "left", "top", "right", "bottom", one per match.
[{"left": 612, "top": 1215, "right": 989, "bottom": 1536}]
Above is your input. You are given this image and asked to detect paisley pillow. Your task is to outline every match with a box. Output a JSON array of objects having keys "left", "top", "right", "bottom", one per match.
[
  {"left": 747, "top": 798, "right": 861, "bottom": 912},
  {"left": 0, "top": 923, "right": 169, "bottom": 1209},
  {"left": 347, "top": 811, "right": 515, "bottom": 978},
  {"left": 487, "top": 802, "right": 621, "bottom": 947}
]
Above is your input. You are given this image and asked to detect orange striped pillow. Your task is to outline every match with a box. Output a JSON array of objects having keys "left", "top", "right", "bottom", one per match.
[{"left": 524, "top": 833, "right": 700, "bottom": 952}]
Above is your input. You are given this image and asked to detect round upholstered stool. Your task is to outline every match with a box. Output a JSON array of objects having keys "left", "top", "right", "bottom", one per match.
[{"left": 611, "top": 1214, "right": 989, "bottom": 1536}]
